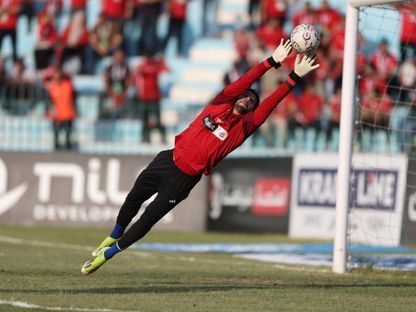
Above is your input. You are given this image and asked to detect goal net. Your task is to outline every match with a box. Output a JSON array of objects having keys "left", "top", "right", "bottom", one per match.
[{"left": 334, "top": 0, "right": 416, "bottom": 272}]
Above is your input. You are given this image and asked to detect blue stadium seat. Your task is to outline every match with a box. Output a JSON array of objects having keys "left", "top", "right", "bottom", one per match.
[
  {"left": 329, "top": 128, "right": 340, "bottom": 152},
  {"left": 94, "top": 120, "right": 142, "bottom": 143},
  {"left": 389, "top": 106, "right": 410, "bottom": 153},
  {"left": 374, "top": 130, "right": 388, "bottom": 153},
  {"left": 73, "top": 76, "right": 104, "bottom": 95},
  {"left": 293, "top": 127, "right": 305, "bottom": 151},
  {"left": 0, "top": 116, "right": 53, "bottom": 152},
  {"left": 304, "top": 128, "right": 317, "bottom": 152},
  {"left": 361, "top": 129, "right": 373, "bottom": 152},
  {"left": 76, "top": 96, "right": 100, "bottom": 120},
  {"left": 315, "top": 131, "right": 327, "bottom": 152}
]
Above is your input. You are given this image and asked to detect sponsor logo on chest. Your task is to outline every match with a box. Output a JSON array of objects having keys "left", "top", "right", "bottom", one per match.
[{"left": 203, "top": 115, "right": 229, "bottom": 141}]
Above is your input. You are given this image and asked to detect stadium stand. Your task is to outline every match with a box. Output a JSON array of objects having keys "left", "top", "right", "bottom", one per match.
[{"left": 0, "top": 0, "right": 407, "bottom": 155}]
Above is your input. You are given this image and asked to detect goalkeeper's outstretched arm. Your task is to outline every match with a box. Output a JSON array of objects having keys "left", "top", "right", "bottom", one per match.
[
  {"left": 220, "top": 39, "right": 293, "bottom": 98},
  {"left": 252, "top": 54, "right": 320, "bottom": 128}
]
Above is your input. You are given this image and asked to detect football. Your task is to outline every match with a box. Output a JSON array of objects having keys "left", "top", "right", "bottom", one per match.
[{"left": 290, "top": 24, "right": 320, "bottom": 55}]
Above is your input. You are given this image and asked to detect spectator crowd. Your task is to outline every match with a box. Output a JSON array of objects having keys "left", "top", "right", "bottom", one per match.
[
  {"left": 227, "top": 0, "right": 416, "bottom": 151},
  {"left": 0, "top": 0, "right": 414, "bottom": 152}
]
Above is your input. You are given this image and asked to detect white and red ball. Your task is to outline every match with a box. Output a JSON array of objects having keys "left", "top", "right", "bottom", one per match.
[{"left": 290, "top": 24, "right": 320, "bottom": 55}]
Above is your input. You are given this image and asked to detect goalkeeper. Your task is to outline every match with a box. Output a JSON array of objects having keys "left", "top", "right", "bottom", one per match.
[{"left": 81, "top": 39, "right": 319, "bottom": 274}]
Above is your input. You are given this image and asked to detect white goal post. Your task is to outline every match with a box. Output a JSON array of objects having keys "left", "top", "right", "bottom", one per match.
[{"left": 333, "top": 0, "right": 405, "bottom": 274}]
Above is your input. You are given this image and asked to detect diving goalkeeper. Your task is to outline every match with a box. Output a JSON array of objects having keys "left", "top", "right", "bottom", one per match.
[{"left": 81, "top": 39, "right": 319, "bottom": 274}]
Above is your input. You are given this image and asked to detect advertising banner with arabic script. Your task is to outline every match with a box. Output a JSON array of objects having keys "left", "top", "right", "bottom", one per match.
[
  {"left": 207, "top": 157, "right": 292, "bottom": 233},
  {"left": 0, "top": 152, "right": 207, "bottom": 231}
]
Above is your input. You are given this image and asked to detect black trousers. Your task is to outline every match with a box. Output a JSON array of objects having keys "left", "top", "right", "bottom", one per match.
[
  {"left": 117, "top": 149, "right": 201, "bottom": 249},
  {"left": 35, "top": 48, "right": 55, "bottom": 70},
  {"left": 326, "top": 120, "right": 339, "bottom": 143},
  {"left": 141, "top": 100, "right": 164, "bottom": 143},
  {"left": 60, "top": 47, "right": 86, "bottom": 73},
  {"left": 138, "top": 3, "right": 161, "bottom": 54},
  {"left": 163, "top": 17, "right": 185, "bottom": 56},
  {"left": 20, "top": 1, "right": 34, "bottom": 28},
  {"left": 53, "top": 120, "right": 73, "bottom": 150}
]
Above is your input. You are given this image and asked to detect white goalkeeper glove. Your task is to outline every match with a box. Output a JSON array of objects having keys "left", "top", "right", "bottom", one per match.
[
  {"left": 272, "top": 39, "right": 292, "bottom": 64},
  {"left": 294, "top": 54, "right": 320, "bottom": 77}
]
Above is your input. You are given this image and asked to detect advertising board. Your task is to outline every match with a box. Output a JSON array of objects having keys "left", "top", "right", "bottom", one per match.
[
  {"left": 207, "top": 157, "right": 292, "bottom": 233},
  {"left": 0, "top": 152, "right": 207, "bottom": 231},
  {"left": 289, "top": 153, "right": 407, "bottom": 246}
]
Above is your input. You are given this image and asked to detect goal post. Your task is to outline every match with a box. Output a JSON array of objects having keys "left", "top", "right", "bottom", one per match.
[{"left": 333, "top": 0, "right": 405, "bottom": 274}]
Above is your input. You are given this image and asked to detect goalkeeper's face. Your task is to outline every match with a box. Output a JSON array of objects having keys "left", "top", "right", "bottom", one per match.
[{"left": 234, "top": 91, "right": 258, "bottom": 115}]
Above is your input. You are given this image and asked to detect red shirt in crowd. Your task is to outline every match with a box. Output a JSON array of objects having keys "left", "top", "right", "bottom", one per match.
[
  {"left": 45, "top": 0, "right": 63, "bottom": 15},
  {"left": 314, "top": 51, "right": 329, "bottom": 81},
  {"left": 325, "top": 44, "right": 343, "bottom": 80},
  {"left": 102, "top": 0, "right": 127, "bottom": 19},
  {"left": 292, "top": 8, "right": 317, "bottom": 27},
  {"left": 0, "top": 0, "right": 21, "bottom": 29},
  {"left": 169, "top": 0, "right": 187, "bottom": 20},
  {"left": 317, "top": 6, "right": 341, "bottom": 32},
  {"left": 370, "top": 49, "right": 398, "bottom": 78},
  {"left": 361, "top": 92, "right": 392, "bottom": 115},
  {"left": 173, "top": 59, "right": 297, "bottom": 176},
  {"left": 281, "top": 52, "right": 296, "bottom": 71},
  {"left": 357, "top": 52, "right": 367, "bottom": 75},
  {"left": 71, "top": 0, "right": 87, "bottom": 9},
  {"left": 234, "top": 29, "right": 251, "bottom": 58},
  {"left": 61, "top": 24, "right": 89, "bottom": 47},
  {"left": 255, "top": 23, "right": 286, "bottom": 50},
  {"left": 359, "top": 75, "right": 387, "bottom": 95},
  {"left": 400, "top": 4, "right": 416, "bottom": 44},
  {"left": 297, "top": 90, "right": 323, "bottom": 125},
  {"left": 331, "top": 27, "right": 345, "bottom": 52},
  {"left": 134, "top": 57, "right": 169, "bottom": 101},
  {"left": 273, "top": 91, "right": 296, "bottom": 119},
  {"left": 263, "top": 0, "right": 287, "bottom": 21},
  {"left": 36, "top": 15, "right": 58, "bottom": 48}
]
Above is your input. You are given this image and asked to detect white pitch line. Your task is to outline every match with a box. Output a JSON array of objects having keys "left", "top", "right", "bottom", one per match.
[
  {"left": 273, "top": 264, "right": 331, "bottom": 273},
  {"left": 0, "top": 299, "right": 136, "bottom": 312},
  {"left": 0, "top": 235, "right": 153, "bottom": 259},
  {"left": 0, "top": 235, "right": 93, "bottom": 251}
]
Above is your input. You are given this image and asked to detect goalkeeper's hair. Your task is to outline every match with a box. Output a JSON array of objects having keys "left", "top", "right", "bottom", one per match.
[{"left": 246, "top": 88, "right": 260, "bottom": 108}]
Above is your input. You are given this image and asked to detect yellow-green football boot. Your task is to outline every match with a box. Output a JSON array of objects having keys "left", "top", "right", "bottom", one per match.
[
  {"left": 92, "top": 236, "right": 118, "bottom": 257},
  {"left": 81, "top": 247, "right": 109, "bottom": 275}
]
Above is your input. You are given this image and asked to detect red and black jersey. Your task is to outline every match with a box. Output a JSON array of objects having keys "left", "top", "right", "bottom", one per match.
[
  {"left": 297, "top": 91, "right": 324, "bottom": 125},
  {"left": 169, "top": 0, "right": 187, "bottom": 20},
  {"left": 102, "top": 0, "right": 126, "bottom": 19},
  {"left": 400, "top": 4, "right": 416, "bottom": 44},
  {"left": 36, "top": 18, "right": 57, "bottom": 47},
  {"left": 173, "top": 59, "right": 297, "bottom": 176},
  {"left": 255, "top": 23, "right": 286, "bottom": 50},
  {"left": 291, "top": 10, "right": 317, "bottom": 27},
  {"left": 263, "top": 0, "right": 287, "bottom": 20},
  {"left": 71, "top": 0, "right": 87, "bottom": 9},
  {"left": 370, "top": 50, "right": 398, "bottom": 78},
  {"left": 317, "top": 7, "right": 341, "bottom": 32},
  {"left": 134, "top": 58, "right": 168, "bottom": 101}
]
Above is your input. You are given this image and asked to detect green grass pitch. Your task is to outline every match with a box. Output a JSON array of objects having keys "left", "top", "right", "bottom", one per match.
[{"left": 0, "top": 225, "right": 415, "bottom": 312}]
